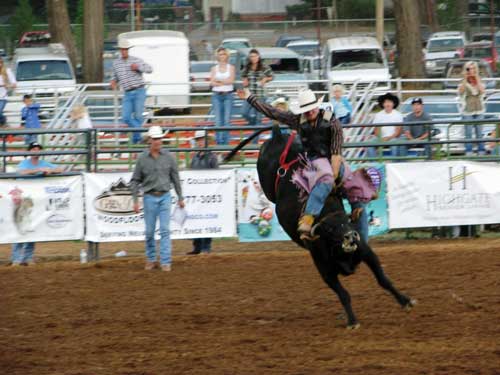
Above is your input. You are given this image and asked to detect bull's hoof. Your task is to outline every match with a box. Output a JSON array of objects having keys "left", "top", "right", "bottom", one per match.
[
  {"left": 346, "top": 323, "right": 360, "bottom": 330},
  {"left": 404, "top": 299, "right": 417, "bottom": 312}
]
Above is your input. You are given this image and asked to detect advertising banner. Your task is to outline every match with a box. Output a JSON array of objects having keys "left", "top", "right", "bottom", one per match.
[
  {"left": 0, "top": 176, "right": 84, "bottom": 244},
  {"left": 387, "top": 161, "right": 500, "bottom": 228},
  {"left": 84, "top": 170, "right": 236, "bottom": 242},
  {"left": 236, "top": 168, "right": 290, "bottom": 242}
]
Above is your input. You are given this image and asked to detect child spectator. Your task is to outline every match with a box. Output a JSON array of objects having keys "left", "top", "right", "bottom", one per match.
[{"left": 21, "top": 95, "right": 41, "bottom": 145}]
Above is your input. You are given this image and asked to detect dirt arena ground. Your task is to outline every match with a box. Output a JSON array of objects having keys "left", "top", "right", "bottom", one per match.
[{"left": 1, "top": 238, "right": 499, "bottom": 375}]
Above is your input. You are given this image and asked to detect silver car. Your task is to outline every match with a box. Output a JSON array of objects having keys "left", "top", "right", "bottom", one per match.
[{"left": 190, "top": 61, "right": 215, "bottom": 92}]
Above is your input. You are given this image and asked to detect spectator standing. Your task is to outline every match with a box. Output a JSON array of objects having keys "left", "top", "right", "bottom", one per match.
[
  {"left": 187, "top": 130, "right": 218, "bottom": 255},
  {"left": 370, "top": 93, "right": 403, "bottom": 158},
  {"left": 70, "top": 105, "right": 93, "bottom": 145},
  {"left": 210, "top": 47, "right": 235, "bottom": 145},
  {"left": 201, "top": 40, "right": 213, "bottom": 60},
  {"left": 21, "top": 95, "right": 41, "bottom": 145},
  {"left": 400, "top": 97, "right": 433, "bottom": 158},
  {"left": 111, "top": 39, "right": 152, "bottom": 145},
  {"left": 241, "top": 49, "right": 273, "bottom": 143},
  {"left": 458, "top": 61, "right": 486, "bottom": 155},
  {"left": 0, "top": 57, "right": 16, "bottom": 126},
  {"left": 330, "top": 84, "right": 352, "bottom": 125},
  {"left": 130, "top": 126, "right": 185, "bottom": 272},
  {"left": 11, "top": 142, "right": 63, "bottom": 266}
]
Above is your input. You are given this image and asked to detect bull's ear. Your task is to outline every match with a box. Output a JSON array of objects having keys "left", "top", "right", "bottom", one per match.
[{"left": 271, "top": 124, "right": 282, "bottom": 139}]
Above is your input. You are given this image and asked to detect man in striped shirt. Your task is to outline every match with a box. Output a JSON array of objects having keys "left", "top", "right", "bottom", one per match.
[
  {"left": 111, "top": 39, "right": 153, "bottom": 144},
  {"left": 238, "top": 88, "right": 343, "bottom": 237}
]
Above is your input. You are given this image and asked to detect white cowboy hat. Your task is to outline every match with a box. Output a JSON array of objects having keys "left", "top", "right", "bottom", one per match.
[
  {"left": 193, "top": 130, "right": 207, "bottom": 139},
  {"left": 118, "top": 39, "right": 132, "bottom": 49},
  {"left": 147, "top": 126, "right": 168, "bottom": 139},
  {"left": 291, "top": 89, "right": 324, "bottom": 115}
]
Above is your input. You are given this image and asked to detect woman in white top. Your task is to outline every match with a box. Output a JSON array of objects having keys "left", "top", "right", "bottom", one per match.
[
  {"left": 210, "top": 47, "right": 235, "bottom": 145},
  {"left": 0, "top": 57, "right": 17, "bottom": 126},
  {"left": 458, "top": 61, "right": 486, "bottom": 155},
  {"left": 369, "top": 93, "right": 403, "bottom": 158}
]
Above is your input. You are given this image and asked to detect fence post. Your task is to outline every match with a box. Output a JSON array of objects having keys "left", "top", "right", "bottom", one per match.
[
  {"left": 2, "top": 135, "right": 6, "bottom": 173},
  {"left": 85, "top": 129, "right": 92, "bottom": 172},
  {"left": 93, "top": 129, "right": 98, "bottom": 172},
  {"left": 396, "top": 78, "right": 402, "bottom": 101}
]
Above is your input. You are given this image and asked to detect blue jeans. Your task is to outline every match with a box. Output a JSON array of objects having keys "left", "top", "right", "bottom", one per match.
[
  {"left": 338, "top": 113, "right": 351, "bottom": 125},
  {"left": 398, "top": 135, "right": 431, "bottom": 158},
  {"left": 193, "top": 238, "right": 212, "bottom": 253},
  {"left": 122, "top": 87, "right": 146, "bottom": 144},
  {"left": 0, "top": 99, "right": 6, "bottom": 125},
  {"left": 242, "top": 100, "right": 263, "bottom": 144},
  {"left": 143, "top": 192, "right": 172, "bottom": 265},
  {"left": 350, "top": 201, "right": 368, "bottom": 244},
  {"left": 367, "top": 143, "right": 398, "bottom": 158},
  {"left": 212, "top": 91, "right": 233, "bottom": 145},
  {"left": 24, "top": 133, "right": 38, "bottom": 145},
  {"left": 463, "top": 114, "right": 485, "bottom": 153},
  {"left": 305, "top": 182, "right": 333, "bottom": 217},
  {"left": 11, "top": 242, "right": 35, "bottom": 264}
]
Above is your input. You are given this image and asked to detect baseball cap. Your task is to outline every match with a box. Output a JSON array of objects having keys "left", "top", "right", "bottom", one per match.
[
  {"left": 411, "top": 97, "right": 423, "bottom": 105},
  {"left": 28, "top": 142, "right": 43, "bottom": 150}
]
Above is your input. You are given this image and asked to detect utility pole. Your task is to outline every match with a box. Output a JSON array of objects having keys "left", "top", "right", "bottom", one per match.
[
  {"left": 131, "top": 0, "right": 135, "bottom": 31},
  {"left": 376, "top": 0, "right": 384, "bottom": 46},
  {"left": 136, "top": 0, "right": 142, "bottom": 31},
  {"left": 316, "top": 0, "right": 321, "bottom": 58},
  {"left": 491, "top": 0, "right": 496, "bottom": 72}
]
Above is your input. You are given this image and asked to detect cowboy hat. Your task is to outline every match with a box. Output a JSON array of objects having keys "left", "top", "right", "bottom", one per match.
[
  {"left": 377, "top": 92, "right": 399, "bottom": 109},
  {"left": 193, "top": 130, "right": 207, "bottom": 139},
  {"left": 146, "top": 126, "right": 168, "bottom": 139},
  {"left": 291, "top": 89, "right": 324, "bottom": 115},
  {"left": 118, "top": 39, "right": 132, "bottom": 49}
]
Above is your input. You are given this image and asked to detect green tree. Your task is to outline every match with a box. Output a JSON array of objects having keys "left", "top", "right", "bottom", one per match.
[{"left": 9, "top": 0, "right": 36, "bottom": 43}]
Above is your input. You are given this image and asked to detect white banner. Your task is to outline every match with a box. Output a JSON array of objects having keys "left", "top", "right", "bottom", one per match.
[
  {"left": 387, "top": 161, "right": 500, "bottom": 228},
  {"left": 84, "top": 170, "right": 236, "bottom": 242},
  {"left": 0, "top": 176, "right": 84, "bottom": 244}
]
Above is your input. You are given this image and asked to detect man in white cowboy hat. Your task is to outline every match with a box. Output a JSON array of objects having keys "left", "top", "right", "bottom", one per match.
[
  {"left": 130, "top": 126, "right": 185, "bottom": 271},
  {"left": 110, "top": 38, "right": 153, "bottom": 144},
  {"left": 237, "top": 88, "right": 343, "bottom": 236},
  {"left": 186, "top": 130, "right": 219, "bottom": 255}
]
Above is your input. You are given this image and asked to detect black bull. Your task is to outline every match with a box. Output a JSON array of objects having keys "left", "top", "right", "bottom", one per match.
[{"left": 226, "top": 125, "right": 415, "bottom": 328}]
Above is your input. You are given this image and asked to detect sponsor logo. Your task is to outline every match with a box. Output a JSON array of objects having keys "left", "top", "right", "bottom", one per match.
[
  {"left": 448, "top": 166, "right": 475, "bottom": 191},
  {"left": 45, "top": 186, "right": 71, "bottom": 194},
  {"left": 47, "top": 214, "right": 71, "bottom": 229},
  {"left": 94, "top": 178, "right": 142, "bottom": 215}
]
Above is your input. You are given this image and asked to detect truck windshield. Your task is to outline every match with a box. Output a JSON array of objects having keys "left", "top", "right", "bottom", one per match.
[
  {"left": 330, "top": 49, "right": 384, "bottom": 70},
  {"left": 16, "top": 60, "right": 73, "bottom": 81},
  {"left": 262, "top": 58, "right": 301, "bottom": 73},
  {"left": 287, "top": 44, "right": 318, "bottom": 56},
  {"left": 427, "top": 39, "right": 463, "bottom": 52}
]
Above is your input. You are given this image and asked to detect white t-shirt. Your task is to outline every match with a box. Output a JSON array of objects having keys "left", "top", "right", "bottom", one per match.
[
  {"left": 373, "top": 109, "right": 403, "bottom": 138},
  {"left": 0, "top": 68, "right": 16, "bottom": 99}
]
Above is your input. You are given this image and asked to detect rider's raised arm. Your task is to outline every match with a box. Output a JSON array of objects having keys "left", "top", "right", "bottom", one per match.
[
  {"left": 246, "top": 94, "right": 300, "bottom": 129},
  {"left": 330, "top": 117, "right": 344, "bottom": 180}
]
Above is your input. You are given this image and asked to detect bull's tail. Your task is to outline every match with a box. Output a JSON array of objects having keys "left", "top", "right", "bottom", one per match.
[{"left": 223, "top": 126, "right": 272, "bottom": 163}]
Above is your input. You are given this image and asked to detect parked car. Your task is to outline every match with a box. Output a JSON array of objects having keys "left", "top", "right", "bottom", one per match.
[
  {"left": 190, "top": 61, "right": 215, "bottom": 92},
  {"left": 220, "top": 38, "right": 252, "bottom": 50},
  {"left": 401, "top": 95, "right": 463, "bottom": 154},
  {"left": 302, "top": 55, "right": 323, "bottom": 90},
  {"left": 13, "top": 43, "right": 76, "bottom": 96},
  {"left": 443, "top": 59, "right": 495, "bottom": 90},
  {"left": 275, "top": 35, "right": 304, "bottom": 48},
  {"left": 285, "top": 40, "right": 320, "bottom": 57},
  {"left": 424, "top": 31, "right": 467, "bottom": 77},
  {"left": 239, "top": 47, "right": 308, "bottom": 97},
  {"left": 471, "top": 32, "right": 493, "bottom": 42},
  {"left": 463, "top": 42, "right": 498, "bottom": 71},
  {"left": 481, "top": 93, "right": 500, "bottom": 137},
  {"left": 322, "top": 36, "right": 391, "bottom": 93},
  {"left": 468, "top": 2, "right": 500, "bottom": 16}
]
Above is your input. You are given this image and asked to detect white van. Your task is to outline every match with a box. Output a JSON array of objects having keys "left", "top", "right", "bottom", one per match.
[
  {"left": 322, "top": 36, "right": 390, "bottom": 93},
  {"left": 118, "top": 30, "right": 190, "bottom": 113},
  {"left": 13, "top": 43, "right": 76, "bottom": 96}
]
